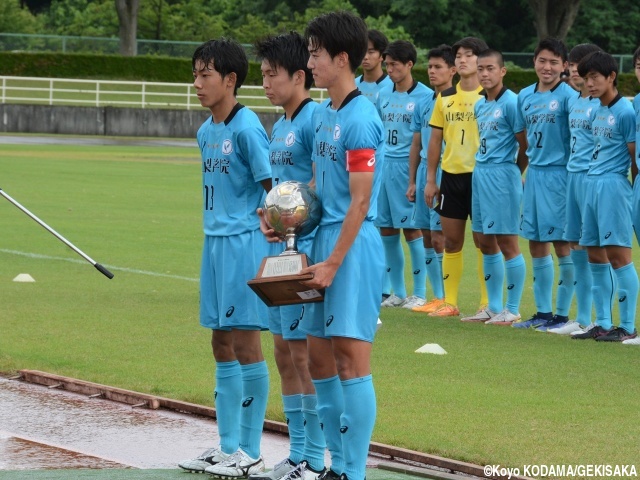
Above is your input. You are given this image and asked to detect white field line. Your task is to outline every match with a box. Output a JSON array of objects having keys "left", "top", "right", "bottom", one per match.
[{"left": 0, "top": 249, "right": 198, "bottom": 282}]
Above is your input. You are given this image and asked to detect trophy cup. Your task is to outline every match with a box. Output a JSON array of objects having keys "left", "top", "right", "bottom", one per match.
[{"left": 248, "top": 181, "right": 324, "bottom": 307}]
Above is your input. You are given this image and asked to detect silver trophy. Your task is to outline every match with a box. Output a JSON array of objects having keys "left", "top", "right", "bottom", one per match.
[
  {"left": 249, "top": 181, "right": 323, "bottom": 306},
  {"left": 264, "top": 181, "right": 322, "bottom": 254}
]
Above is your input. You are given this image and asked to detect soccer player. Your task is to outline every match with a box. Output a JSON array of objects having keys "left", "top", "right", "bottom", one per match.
[
  {"left": 178, "top": 38, "right": 271, "bottom": 478},
  {"left": 355, "top": 29, "right": 393, "bottom": 302},
  {"left": 626, "top": 45, "right": 640, "bottom": 345},
  {"left": 376, "top": 40, "right": 433, "bottom": 309},
  {"left": 424, "top": 36, "right": 490, "bottom": 318},
  {"left": 470, "top": 49, "right": 528, "bottom": 325},
  {"left": 572, "top": 51, "right": 638, "bottom": 342},
  {"left": 250, "top": 33, "right": 325, "bottom": 480},
  {"left": 303, "top": 11, "right": 385, "bottom": 480},
  {"left": 406, "top": 45, "right": 456, "bottom": 314},
  {"left": 356, "top": 30, "right": 393, "bottom": 104},
  {"left": 512, "top": 38, "right": 576, "bottom": 330},
  {"left": 547, "top": 44, "right": 603, "bottom": 335}
]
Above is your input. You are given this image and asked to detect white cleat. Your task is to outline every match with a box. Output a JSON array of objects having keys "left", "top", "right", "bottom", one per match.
[
  {"left": 485, "top": 309, "right": 521, "bottom": 325},
  {"left": 178, "top": 447, "right": 229, "bottom": 473},
  {"left": 381, "top": 294, "right": 405, "bottom": 307},
  {"left": 205, "top": 449, "right": 265, "bottom": 478},
  {"left": 570, "top": 322, "right": 596, "bottom": 336},
  {"left": 548, "top": 320, "right": 583, "bottom": 335},
  {"left": 248, "top": 458, "right": 296, "bottom": 479},
  {"left": 401, "top": 295, "right": 426, "bottom": 309},
  {"left": 461, "top": 308, "right": 497, "bottom": 323},
  {"left": 280, "top": 461, "right": 325, "bottom": 480}
]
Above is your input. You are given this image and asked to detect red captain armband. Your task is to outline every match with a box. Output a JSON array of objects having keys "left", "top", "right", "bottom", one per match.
[{"left": 346, "top": 149, "right": 376, "bottom": 172}]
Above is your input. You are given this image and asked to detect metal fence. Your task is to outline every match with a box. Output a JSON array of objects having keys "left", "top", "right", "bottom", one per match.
[
  {"left": 0, "top": 75, "right": 327, "bottom": 112},
  {"left": 1, "top": 33, "right": 636, "bottom": 72},
  {"left": 0, "top": 33, "right": 252, "bottom": 58}
]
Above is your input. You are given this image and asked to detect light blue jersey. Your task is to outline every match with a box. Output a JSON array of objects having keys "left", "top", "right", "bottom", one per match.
[
  {"left": 376, "top": 81, "right": 433, "bottom": 160},
  {"left": 269, "top": 98, "right": 317, "bottom": 186},
  {"left": 515, "top": 81, "right": 575, "bottom": 167},
  {"left": 588, "top": 94, "right": 636, "bottom": 176},
  {"left": 410, "top": 91, "right": 437, "bottom": 162},
  {"left": 312, "top": 91, "right": 386, "bottom": 225},
  {"left": 410, "top": 91, "right": 441, "bottom": 231},
  {"left": 356, "top": 73, "right": 393, "bottom": 104},
  {"left": 197, "top": 104, "right": 271, "bottom": 236},
  {"left": 268, "top": 99, "right": 318, "bottom": 339},
  {"left": 564, "top": 94, "right": 594, "bottom": 241},
  {"left": 634, "top": 93, "right": 640, "bottom": 169},
  {"left": 474, "top": 87, "right": 522, "bottom": 165},
  {"left": 568, "top": 95, "right": 599, "bottom": 173}
]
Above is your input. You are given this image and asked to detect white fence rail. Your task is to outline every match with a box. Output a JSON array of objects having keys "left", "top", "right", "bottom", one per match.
[{"left": 0, "top": 76, "right": 327, "bottom": 112}]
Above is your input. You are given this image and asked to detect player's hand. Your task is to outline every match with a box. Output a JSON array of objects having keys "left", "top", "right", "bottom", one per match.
[
  {"left": 257, "top": 208, "right": 283, "bottom": 243},
  {"left": 406, "top": 183, "right": 416, "bottom": 203},
  {"left": 424, "top": 182, "right": 440, "bottom": 209},
  {"left": 299, "top": 261, "right": 337, "bottom": 289}
]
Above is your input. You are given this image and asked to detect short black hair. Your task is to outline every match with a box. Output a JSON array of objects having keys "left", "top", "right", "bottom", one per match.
[
  {"left": 383, "top": 40, "right": 417, "bottom": 65},
  {"left": 427, "top": 44, "right": 455, "bottom": 67},
  {"left": 633, "top": 45, "right": 640, "bottom": 66},
  {"left": 578, "top": 50, "right": 619, "bottom": 86},
  {"left": 452, "top": 37, "right": 489, "bottom": 57},
  {"left": 255, "top": 32, "right": 313, "bottom": 90},
  {"left": 192, "top": 38, "right": 248, "bottom": 95},
  {"left": 568, "top": 43, "right": 602, "bottom": 64},
  {"left": 367, "top": 29, "right": 388, "bottom": 54},
  {"left": 478, "top": 48, "right": 505, "bottom": 67},
  {"left": 534, "top": 37, "right": 568, "bottom": 63},
  {"left": 305, "top": 11, "right": 368, "bottom": 72}
]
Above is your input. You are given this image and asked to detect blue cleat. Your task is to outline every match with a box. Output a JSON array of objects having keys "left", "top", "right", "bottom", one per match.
[
  {"left": 512, "top": 313, "right": 550, "bottom": 329},
  {"left": 536, "top": 315, "right": 569, "bottom": 332}
]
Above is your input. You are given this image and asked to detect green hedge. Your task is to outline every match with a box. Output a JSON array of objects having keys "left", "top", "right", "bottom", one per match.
[
  {"left": 0, "top": 52, "right": 194, "bottom": 83},
  {"left": 1, "top": 52, "right": 639, "bottom": 95}
]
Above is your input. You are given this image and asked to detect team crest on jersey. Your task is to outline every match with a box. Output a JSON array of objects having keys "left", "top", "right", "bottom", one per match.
[
  {"left": 549, "top": 100, "right": 559, "bottom": 111},
  {"left": 608, "top": 114, "right": 616, "bottom": 126},
  {"left": 407, "top": 102, "right": 415, "bottom": 112},
  {"left": 222, "top": 139, "right": 233, "bottom": 155},
  {"left": 333, "top": 124, "right": 341, "bottom": 141},
  {"left": 493, "top": 108, "right": 502, "bottom": 118},
  {"left": 285, "top": 131, "right": 296, "bottom": 147}
]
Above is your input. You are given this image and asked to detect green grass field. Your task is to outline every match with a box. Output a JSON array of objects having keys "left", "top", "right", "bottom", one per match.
[{"left": 1, "top": 137, "right": 640, "bottom": 473}]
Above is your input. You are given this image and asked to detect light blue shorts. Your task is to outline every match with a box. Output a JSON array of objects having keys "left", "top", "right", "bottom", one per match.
[
  {"left": 521, "top": 166, "right": 567, "bottom": 242},
  {"left": 580, "top": 173, "right": 633, "bottom": 248},
  {"left": 412, "top": 161, "right": 442, "bottom": 231},
  {"left": 302, "top": 222, "right": 384, "bottom": 342},
  {"left": 471, "top": 163, "right": 522, "bottom": 235},
  {"left": 200, "top": 231, "right": 269, "bottom": 330},
  {"left": 632, "top": 179, "right": 640, "bottom": 246},
  {"left": 267, "top": 236, "right": 315, "bottom": 340},
  {"left": 564, "top": 171, "right": 588, "bottom": 242},
  {"left": 375, "top": 158, "right": 415, "bottom": 229}
]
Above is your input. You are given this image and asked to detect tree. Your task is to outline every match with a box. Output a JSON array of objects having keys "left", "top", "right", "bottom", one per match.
[
  {"left": 391, "top": 0, "right": 580, "bottom": 50},
  {"left": 116, "top": 0, "right": 139, "bottom": 55},
  {"left": 138, "top": 0, "right": 227, "bottom": 43},
  {"left": 567, "top": 0, "right": 640, "bottom": 56},
  {"left": 0, "top": 0, "right": 42, "bottom": 33},
  {"left": 528, "top": 0, "right": 581, "bottom": 41},
  {"left": 44, "top": 0, "right": 117, "bottom": 37}
]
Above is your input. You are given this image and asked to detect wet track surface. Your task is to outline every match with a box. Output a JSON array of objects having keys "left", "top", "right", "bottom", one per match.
[{"left": 0, "top": 377, "right": 294, "bottom": 470}]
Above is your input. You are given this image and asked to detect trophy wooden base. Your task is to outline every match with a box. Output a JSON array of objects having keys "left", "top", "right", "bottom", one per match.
[{"left": 248, "top": 253, "right": 325, "bottom": 307}]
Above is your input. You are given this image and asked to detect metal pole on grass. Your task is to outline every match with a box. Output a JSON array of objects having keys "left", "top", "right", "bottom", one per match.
[{"left": 0, "top": 187, "right": 114, "bottom": 279}]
